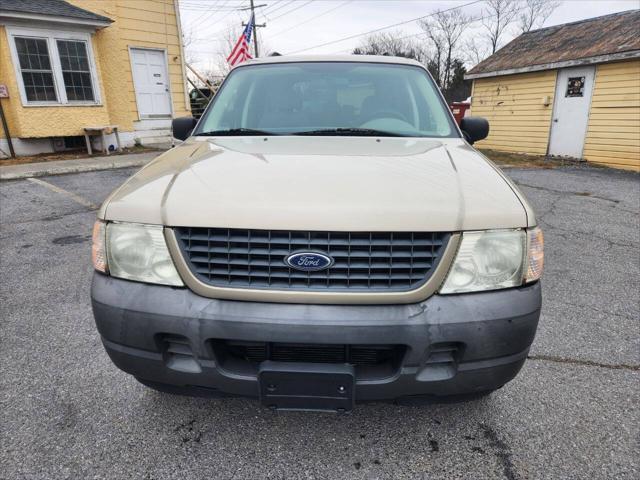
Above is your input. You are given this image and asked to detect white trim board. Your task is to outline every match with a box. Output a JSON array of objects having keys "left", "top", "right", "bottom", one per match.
[
  {"left": 0, "top": 12, "right": 111, "bottom": 28},
  {"left": 133, "top": 118, "right": 172, "bottom": 131},
  {"left": 465, "top": 50, "right": 640, "bottom": 80},
  {"left": 5, "top": 25, "right": 102, "bottom": 107}
]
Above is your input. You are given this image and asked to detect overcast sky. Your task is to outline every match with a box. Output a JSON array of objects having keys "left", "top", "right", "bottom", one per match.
[{"left": 179, "top": 0, "right": 639, "bottom": 74}]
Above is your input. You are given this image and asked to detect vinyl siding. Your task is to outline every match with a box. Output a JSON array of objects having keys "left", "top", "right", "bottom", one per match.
[
  {"left": 74, "top": 0, "right": 190, "bottom": 129},
  {"left": 0, "top": 26, "right": 111, "bottom": 139},
  {"left": 583, "top": 60, "right": 640, "bottom": 171},
  {"left": 469, "top": 71, "right": 557, "bottom": 155},
  {"left": 112, "top": 0, "right": 190, "bottom": 125},
  {"left": 0, "top": 0, "right": 190, "bottom": 140}
]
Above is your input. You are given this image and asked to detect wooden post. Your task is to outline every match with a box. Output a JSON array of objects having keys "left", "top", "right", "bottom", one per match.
[
  {"left": 84, "top": 131, "right": 93, "bottom": 155},
  {"left": 186, "top": 63, "right": 215, "bottom": 95}
]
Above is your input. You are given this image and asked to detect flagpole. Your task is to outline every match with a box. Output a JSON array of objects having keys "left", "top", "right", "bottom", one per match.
[
  {"left": 250, "top": 0, "right": 258, "bottom": 58},
  {"left": 241, "top": 2, "right": 266, "bottom": 58}
]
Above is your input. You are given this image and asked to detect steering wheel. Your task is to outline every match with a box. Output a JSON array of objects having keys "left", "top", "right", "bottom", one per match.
[{"left": 365, "top": 110, "right": 409, "bottom": 123}]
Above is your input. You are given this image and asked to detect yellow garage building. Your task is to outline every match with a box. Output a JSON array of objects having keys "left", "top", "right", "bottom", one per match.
[
  {"left": 466, "top": 10, "right": 640, "bottom": 171},
  {"left": 0, "top": 0, "right": 190, "bottom": 157}
]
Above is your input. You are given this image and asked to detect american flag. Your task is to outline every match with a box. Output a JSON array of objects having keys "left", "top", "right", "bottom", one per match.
[{"left": 227, "top": 14, "right": 254, "bottom": 67}]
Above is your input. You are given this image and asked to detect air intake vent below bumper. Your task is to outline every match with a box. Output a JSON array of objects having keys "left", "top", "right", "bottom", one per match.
[
  {"left": 161, "top": 335, "right": 201, "bottom": 373},
  {"left": 212, "top": 340, "right": 406, "bottom": 380},
  {"left": 417, "top": 342, "right": 463, "bottom": 381}
]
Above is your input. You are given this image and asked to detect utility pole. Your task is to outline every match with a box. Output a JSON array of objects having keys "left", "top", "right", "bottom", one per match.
[{"left": 241, "top": 1, "right": 266, "bottom": 58}]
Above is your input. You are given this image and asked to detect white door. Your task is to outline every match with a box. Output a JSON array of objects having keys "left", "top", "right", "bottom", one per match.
[
  {"left": 130, "top": 48, "right": 172, "bottom": 118},
  {"left": 548, "top": 66, "right": 596, "bottom": 158}
]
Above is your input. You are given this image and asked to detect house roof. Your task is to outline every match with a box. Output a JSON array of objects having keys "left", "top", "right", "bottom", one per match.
[
  {"left": 0, "top": 0, "right": 112, "bottom": 25},
  {"left": 466, "top": 10, "right": 640, "bottom": 79}
]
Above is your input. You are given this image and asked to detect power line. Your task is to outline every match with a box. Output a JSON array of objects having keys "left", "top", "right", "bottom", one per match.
[
  {"left": 188, "top": 0, "right": 229, "bottom": 28},
  {"left": 269, "top": 0, "right": 352, "bottom": 38},
  {"left": 286, "top": 0, "right": 483, "bottom": 54},
  {"left": 186, "top": 0, "right": 303, "bottom": 43},
  {"left": 269, "top": 0, "right": 314, "bottom": 21},
  {"left": 181, "top": 6, "right": 245, "bottom": 11},
  {"left": 189, "top": 3, "right": 526, "bottom": 56},
  {"left": 180, "top": 0, "right": 245, "bottom": 6},
  {"left": 261, "top": 0, "right": 288, "bottom": 16},
  {"left": 180, "top": 0, "right": 246, "bottom": 11},
  {"left": 189, "top": 10, "right": 251, "bottom": 41},
  {"left": 262, "top": 0, "right": 296, "bottom": 18},
  {"left": 189, "top": 0, "right": 246, "bottom": 29}
]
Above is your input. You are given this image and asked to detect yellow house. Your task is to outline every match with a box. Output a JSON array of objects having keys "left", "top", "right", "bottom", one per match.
[
  {"left": 0, "top": 0, "right": 190, "bottom": 157},
  {"left": 465, "top": 10, "right": 640, "bottom": 171}
]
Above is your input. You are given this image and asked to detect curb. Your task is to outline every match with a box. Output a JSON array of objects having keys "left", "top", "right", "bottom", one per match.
[{"left": 0, "top": 155, "right": 155, "bottom": 181}]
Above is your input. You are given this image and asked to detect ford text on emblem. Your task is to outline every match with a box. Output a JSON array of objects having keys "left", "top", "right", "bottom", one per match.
[{"left": 285, "top": 252, "right": 334, "bottom": 272}]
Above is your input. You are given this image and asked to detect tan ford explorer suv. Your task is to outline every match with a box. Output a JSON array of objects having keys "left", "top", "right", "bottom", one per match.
[{"left": 91, "top": 55, "right": 543, "bottom": 411}]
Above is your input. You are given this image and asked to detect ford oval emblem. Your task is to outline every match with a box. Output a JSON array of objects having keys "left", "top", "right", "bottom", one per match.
[{"left": 285, "top": 251, "right": 334, "bottom": 272}]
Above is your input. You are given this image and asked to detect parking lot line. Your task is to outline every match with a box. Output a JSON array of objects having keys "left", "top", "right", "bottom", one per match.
[{"left": 26, "top": 177, "right": 99, "bottom": 210}]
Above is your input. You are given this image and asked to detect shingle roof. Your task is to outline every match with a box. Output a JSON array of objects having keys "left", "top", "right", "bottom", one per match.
[
  {"left": 467, "top": 10, "right": 640, "bottom": 78},
  {"left": 0, "top": 0, "right": 112, "bottom": 23}
]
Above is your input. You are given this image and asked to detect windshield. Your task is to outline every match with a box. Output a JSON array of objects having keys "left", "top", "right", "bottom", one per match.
[{"left": 195, "top": 62, "right": 458, "bottom": 138}]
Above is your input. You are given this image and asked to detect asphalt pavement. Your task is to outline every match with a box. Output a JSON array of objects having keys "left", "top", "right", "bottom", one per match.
[{"left": 0, "top": 163, "right": 638, "bottom": 479}]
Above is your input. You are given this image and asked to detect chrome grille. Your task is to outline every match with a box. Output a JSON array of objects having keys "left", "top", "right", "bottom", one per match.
[{"left": 174, "top": 228, "right": 450, "bottom": 291}]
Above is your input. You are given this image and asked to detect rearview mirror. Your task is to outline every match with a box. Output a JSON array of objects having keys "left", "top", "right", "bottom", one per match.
[
  {"left": 460, "top": 117, "right": 489, "bottom": 144},
  {"left": 172, "top": 116, "right": 198, "bottom": 141}
]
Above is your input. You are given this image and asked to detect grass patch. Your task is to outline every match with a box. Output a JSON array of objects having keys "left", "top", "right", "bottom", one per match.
[{"left": 479, "top": 149, "right": 578, "bottom": 169}]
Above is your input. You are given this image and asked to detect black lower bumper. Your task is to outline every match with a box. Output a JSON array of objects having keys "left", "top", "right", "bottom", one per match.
[{"left": 91, "top": 274, "right": 541, "bottom": 404}]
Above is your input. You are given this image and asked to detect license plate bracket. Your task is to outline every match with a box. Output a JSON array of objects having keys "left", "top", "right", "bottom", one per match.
[{"left": 259, "top": 361, "right": 355, "bottom": 412}]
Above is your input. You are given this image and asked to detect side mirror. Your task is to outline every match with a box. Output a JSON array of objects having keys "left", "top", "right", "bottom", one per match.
[
  {"left": 172, "top": 116, "right": 198, "bottom": 141},
  {"left": 460, "top": 117, "right": 489, "bottom": 144}
]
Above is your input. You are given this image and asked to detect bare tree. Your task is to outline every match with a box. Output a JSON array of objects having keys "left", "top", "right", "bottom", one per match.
[
  {"left": 419, "top": 9, "right": 471, "bottom": 89},
  {"left": 482, "top": 0, "right": 520, "bottom": 54},
  {"left": 214, "top": 24, "right": 244, "bottom": 76},
  {"left": 353, "top": 31, "right": 428, "bottom": 63},
  {"left": 518, "top": 0, "right": 561, "bottom": 33},
  {"left": 181, "top": 26, "right": 198, "bottom": 66},
  {"left": 463, "top": 37, "right": 491, "bottom": 67}
]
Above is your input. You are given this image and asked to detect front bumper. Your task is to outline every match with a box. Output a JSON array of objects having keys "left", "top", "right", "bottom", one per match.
[{"left": 91, "top": 274, "right": 541, "bottom": 402}]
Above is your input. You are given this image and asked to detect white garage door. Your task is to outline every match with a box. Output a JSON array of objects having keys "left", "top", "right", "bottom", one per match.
[{"left": 130, "top": 48, "right": 172, "bottom": 118}]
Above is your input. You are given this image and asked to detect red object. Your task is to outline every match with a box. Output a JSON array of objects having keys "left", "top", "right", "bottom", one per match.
[
  {"left": 450, "top": 102, "right": 471, "bottom": 124},
  {"left": 227, "top": 13, "right": 254, "bottom": 67}
]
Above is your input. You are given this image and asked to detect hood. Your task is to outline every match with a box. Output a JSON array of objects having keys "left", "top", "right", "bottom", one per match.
[{"left": 101, "top": 137, "right": 530, "bottom": 231}]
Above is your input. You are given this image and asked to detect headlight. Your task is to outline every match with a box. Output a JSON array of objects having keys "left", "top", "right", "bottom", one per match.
[
  {"left": 440, "top": 229, "right": 526, "bottom": 294},
  {"left": 92, "top": 221, "right": 183, "bottom": 286}
]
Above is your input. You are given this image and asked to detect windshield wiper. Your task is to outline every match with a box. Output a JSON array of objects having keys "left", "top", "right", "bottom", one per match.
[
  {"left": 293, "top": 128, "right": 407, "bottom": 137},
  {"left": 196, "top": 128, "right": 280, "bottom": 136}
]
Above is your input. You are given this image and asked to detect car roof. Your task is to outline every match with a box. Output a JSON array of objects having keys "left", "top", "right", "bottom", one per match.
[{"left": 239, "top": 54, "right": 425, "bottom": 68}]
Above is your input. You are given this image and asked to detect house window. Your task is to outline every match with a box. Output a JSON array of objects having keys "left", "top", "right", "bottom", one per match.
[
  {"left": 15, "top": 37, "right": 58, "bottom": 102},
  {"left": 9, "top": 28, "right": 100, "bottom": 106},
  {"left": 566, "top": 77, "right": 586, "bottom": 97},
  {"left": 56, "top": 40, "right": 95, "bottom": 102}
]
